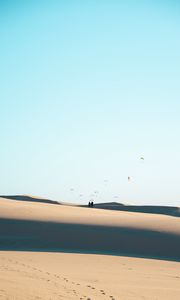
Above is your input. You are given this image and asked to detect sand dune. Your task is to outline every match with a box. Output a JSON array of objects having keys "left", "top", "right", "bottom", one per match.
[
  {"left": 0, "top": 197, "right": 180, "bottom": 299},
  {"left": 0, "top": 194, "right": 60, "bottom": 205},
  {"left": 1, "top": 195, "right": 179, "bottom": 217},
  {"left": 0, "top": 197, "right": 180, "bottom": 260},
  {"left": 93, "top": 202, "right": 180, "bottom": 217}
]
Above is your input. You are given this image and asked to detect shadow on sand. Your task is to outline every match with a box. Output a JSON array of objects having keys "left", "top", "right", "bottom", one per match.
[{"left": 0, "top": 218, "right": 180, "bottom": 262}]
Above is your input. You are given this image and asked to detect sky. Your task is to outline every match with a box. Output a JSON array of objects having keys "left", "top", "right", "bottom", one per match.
[{"left": 0, "top": 0, "right": 180, "bottom": 206}]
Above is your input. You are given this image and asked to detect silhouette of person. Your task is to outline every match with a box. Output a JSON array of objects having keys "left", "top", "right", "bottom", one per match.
[
  {"left": 88, "top": 201, "right": 91, "bottom": 207},
  {"left": 91, "top": 201, "right": 94, "bottom": 208}
]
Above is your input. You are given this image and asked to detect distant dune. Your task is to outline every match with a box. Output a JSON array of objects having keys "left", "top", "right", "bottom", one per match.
[
  {"left": 93, "top": 202, "right": 180, "bottom": 217},
  {"left": 0, "top": 195, "right": 60, "bottom": 205},
  {"left": 0, "top": 196, "right": 180, "bottom": 261}
]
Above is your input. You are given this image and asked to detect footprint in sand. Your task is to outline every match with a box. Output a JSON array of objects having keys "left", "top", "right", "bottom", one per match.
[
  {"left": 73, "top": 291, "right": 78, "bottom": 296},
  {"left": 63, "top": 277, "right": 68, "bottom": 281}
]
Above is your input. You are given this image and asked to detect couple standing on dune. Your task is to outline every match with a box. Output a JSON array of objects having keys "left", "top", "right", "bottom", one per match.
[{"left": 88, "top": 201, "right": 94, "bottom": 208}]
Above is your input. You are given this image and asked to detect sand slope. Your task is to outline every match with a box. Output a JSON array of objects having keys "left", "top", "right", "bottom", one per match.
[
  {"left": 1, "top": 195, "right": 179, "bottom": 217},
  {"left": 0, "top": 197, "right": 180, "bottom": 260},
  {"left": 0, "top": 251, "right": 180, "bottom": 300}
]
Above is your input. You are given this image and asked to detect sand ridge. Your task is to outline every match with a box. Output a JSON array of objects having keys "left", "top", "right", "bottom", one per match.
[{"left": 0, "top": 197, "right": 179, "bottom": 233}]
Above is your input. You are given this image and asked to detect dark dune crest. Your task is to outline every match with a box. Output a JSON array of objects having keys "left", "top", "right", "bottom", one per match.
[
  {"left": 92, "top": 202, "right": 180, "bottom": 217},
  {"left": 0, "top": 195, "right": 60, "bottom": 205}
]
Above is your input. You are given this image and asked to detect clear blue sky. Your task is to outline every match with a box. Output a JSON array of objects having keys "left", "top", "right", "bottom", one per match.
[{"left": 0, "top": 0, "right": 180, "bottom": 206}]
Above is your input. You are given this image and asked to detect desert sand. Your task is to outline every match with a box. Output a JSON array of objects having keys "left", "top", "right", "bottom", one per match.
[{"left": 0, "top": 196, "right": 180, "bottom": 299}]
